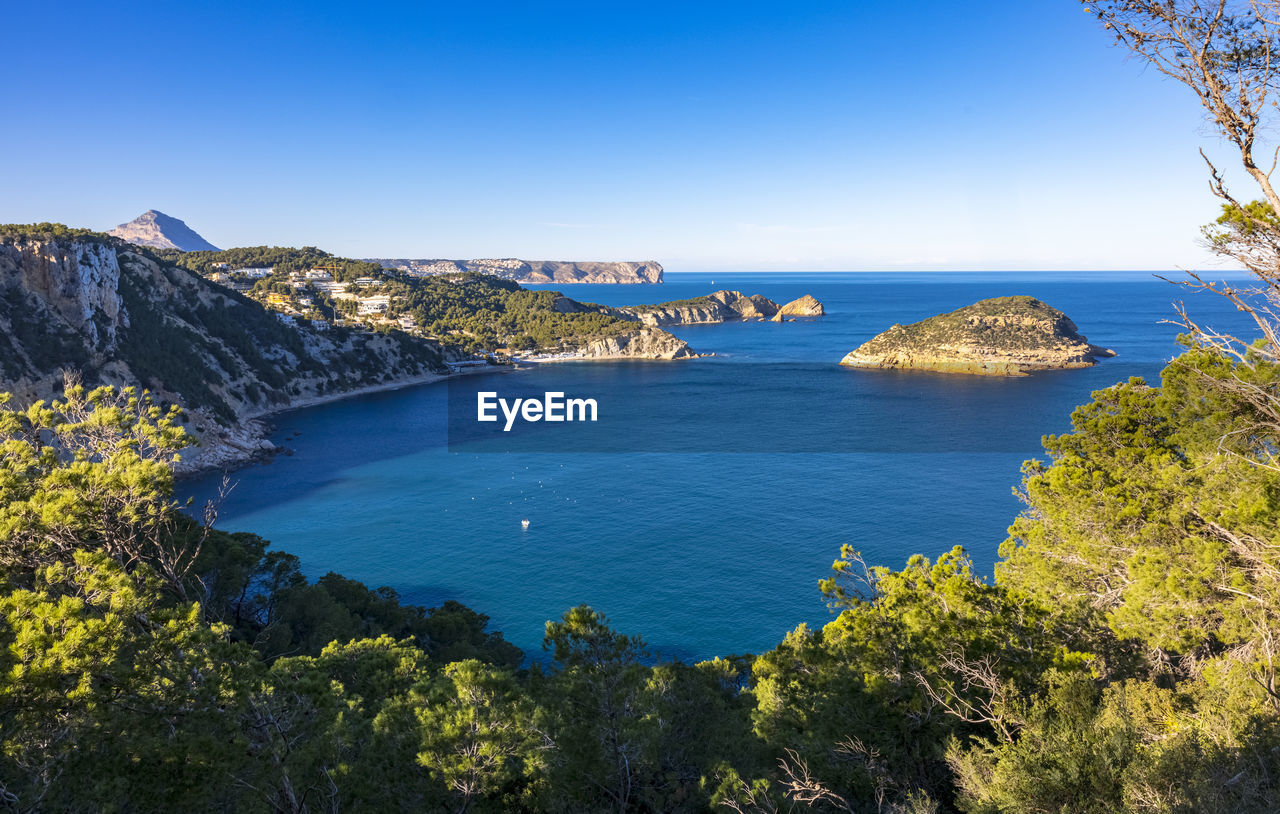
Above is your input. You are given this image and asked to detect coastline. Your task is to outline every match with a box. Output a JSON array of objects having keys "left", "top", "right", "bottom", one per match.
[{"left": 176, "top": 364, "right": 507, "bottom": 479}]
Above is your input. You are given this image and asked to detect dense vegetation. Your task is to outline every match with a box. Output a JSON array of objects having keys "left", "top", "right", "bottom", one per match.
[
  {"left": 390, "top": 276, "right": 635, "bottom": 352},
  {"left": 1, "top": 336, "right": 1277, "bottom": 812},
  {"left": 159, "top": 246, "right": 390, "bottom": 283},
  {"left": 0, "top": 222, "right": 118, "bottom": 246}
]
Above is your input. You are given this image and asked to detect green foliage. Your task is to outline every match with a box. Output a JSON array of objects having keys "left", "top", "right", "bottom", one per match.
[
  {"left": 1211, "top": 199, "right": 1280, "bottom": 239},
  {"left": 0, "top": 287, "right": 93, "bottom": 376},
  {"left": 159, "top": 245, "right": 388, "bottom": 282},
  {"left": 389, "top": 274, "right": 637, "bottom": 352},
  {"left": 2, "top": 338, "right": 1280, "bottom": 811},
  {"left": 1000, "top": 348, "right": 1280, "bottom": 677},
  {"left": 947, "top": 671, "right": 1136, "bottom": 814},
  {"left": 0, "top": 222, "right": 115, "bottom": 245},
  {"left": 412, "top": 659, "right": 544, "bottom": 810}
]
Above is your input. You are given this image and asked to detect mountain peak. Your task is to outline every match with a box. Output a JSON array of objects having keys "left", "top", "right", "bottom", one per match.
[{"left": 108, "top": 210, "right": 219, "bottom": 252}]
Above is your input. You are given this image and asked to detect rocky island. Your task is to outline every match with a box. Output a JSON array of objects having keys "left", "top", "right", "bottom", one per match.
[
  {"left": 614, "top": 290, "right": 825, "bottom": 326},
  {"left": 528, "top": 289, "right": 825, "bottom": 360},
  {"left": 839, "top": 296, "right": 1114, "bottom": 376}
]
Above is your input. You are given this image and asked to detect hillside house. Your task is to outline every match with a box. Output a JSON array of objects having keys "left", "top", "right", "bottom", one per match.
[
  {"left": 357, "top": 295, "right": 391, "bottom": 315},
  {"left": 313, "top": 280, "right": 349, "bottom": 296},
  {"left": 232, "top": 267, "right": 274, "bottom": 278}
]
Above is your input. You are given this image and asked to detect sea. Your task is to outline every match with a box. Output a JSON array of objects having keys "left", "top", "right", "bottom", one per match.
[{"left": 184, "top": 271, "right": 1259, "bottom": 663}]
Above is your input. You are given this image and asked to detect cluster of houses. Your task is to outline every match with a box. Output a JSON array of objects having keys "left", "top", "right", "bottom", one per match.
[{"left": 208, "top": 265, "right": 417, "bottom": 333}]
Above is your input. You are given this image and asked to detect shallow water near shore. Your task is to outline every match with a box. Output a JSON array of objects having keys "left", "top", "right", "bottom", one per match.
[{"left": 184, "top": 271, "right": 1257, "bottom": 661}]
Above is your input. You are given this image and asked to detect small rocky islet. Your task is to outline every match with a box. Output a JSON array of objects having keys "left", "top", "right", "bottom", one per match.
[
  {"left": 839, "top": 295, "right": 1115, "bottom": 376},
  {"left": 628, "top": 289, "right": 825, "bottom": 325}
]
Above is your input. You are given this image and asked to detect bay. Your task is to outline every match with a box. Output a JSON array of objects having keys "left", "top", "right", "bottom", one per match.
[{"left": 185, "top": 271, "right": 1257, "bottom": 661}]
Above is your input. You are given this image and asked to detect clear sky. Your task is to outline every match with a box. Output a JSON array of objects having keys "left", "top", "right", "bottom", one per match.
[{"left": 0, "top": 1, "right": 1255, "bottom": 270}]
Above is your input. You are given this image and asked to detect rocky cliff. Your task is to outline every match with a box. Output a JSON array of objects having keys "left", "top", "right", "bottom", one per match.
[
  {"left": 839, "top": 296, "right": 1114, "bottom": 376},
  {"left": 777, "top": 294, "right": 825, "bottom": 317},
  {"left": 109, "top": 210, "right": 220, "bottom": 252},
  {"left": 0, "top": 227, "right": 450, "bottom": 472},
  {"left": 574, "top": 328, "right": 697, "bottom": 360},
  {"left": 371, "top": 258, "right": 663, "bottom": 284}
]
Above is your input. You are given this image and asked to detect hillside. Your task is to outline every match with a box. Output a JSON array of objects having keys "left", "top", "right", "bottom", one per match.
[
  {"left": 840, "top": 295, "right": 1115, "bottom": 375},
  {"left": 109, "top": 209, "right": 220, "bottom": 251},
  {"left": 0, "top": 224, "right": 449, "bottom": 470}
]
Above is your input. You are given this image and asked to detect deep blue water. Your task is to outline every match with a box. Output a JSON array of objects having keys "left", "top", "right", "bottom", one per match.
[{"left": 185, "top": 271, "right": 1258, "bottom": 662}]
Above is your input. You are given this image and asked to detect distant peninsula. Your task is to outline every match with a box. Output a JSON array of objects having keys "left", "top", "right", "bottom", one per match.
[
  {"left": 106, "top": 211, "right": 662, "bottom": 284},
  {"left": 839, "top": 296, "right": 1114, "bottom": 376},
  {"left": 370, "top": 258, "right": 663, "bottom": 285}
]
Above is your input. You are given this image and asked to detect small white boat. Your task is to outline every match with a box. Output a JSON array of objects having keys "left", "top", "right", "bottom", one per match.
[{"left": 521, "top": 518, "right": 530, "bottom": 530}]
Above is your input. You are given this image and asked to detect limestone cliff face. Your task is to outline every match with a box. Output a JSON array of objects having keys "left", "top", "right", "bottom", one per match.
[
  {"left": 0, "top": 238, "right": 123, "bottom": 348},
  {"left": 624, "top": 290, "right": 777, "bottom": 326},
  {"left": 574, "top": 328, "right": 695, "bottom": 360},
  {"left": 109, "top": 210, "right": 220, "bottom": 252},
  {"left": 840, "top": 296, "right": 1115, "bottom": 376},
  {"left": 627, "top": 301, "right": 732, "bottom": 326},
  {"left": 372, "top": 258, "right": 664, "bottom": 284}
]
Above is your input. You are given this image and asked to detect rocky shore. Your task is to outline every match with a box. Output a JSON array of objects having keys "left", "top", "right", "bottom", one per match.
[{"left": 175, "top": 366, "right": 503, "bottom": 476}]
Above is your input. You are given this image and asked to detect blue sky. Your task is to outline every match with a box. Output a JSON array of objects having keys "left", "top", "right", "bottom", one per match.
[{"left": 0, "top": 1, "right": 1252, "bottom": 270}]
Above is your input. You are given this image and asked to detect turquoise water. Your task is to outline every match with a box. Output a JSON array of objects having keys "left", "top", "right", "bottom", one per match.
[{"left": 185, "top": 272, "right": 1257, "bottom": 662}]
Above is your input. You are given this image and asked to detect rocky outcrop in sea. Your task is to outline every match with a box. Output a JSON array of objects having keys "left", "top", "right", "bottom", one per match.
[
  {"left": 839, "top": 296, "right": 1114, "bottom": 376},
  {"left": 623, "top": 290, "right": 826, "bottom": 326}
]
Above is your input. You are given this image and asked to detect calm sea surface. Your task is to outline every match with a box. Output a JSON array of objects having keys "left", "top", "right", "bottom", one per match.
[{"left": 185, "top": 271, "right": 1257, "bottom": 662}]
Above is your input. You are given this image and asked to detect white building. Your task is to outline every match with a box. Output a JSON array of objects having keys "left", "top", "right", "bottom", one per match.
[
  {"left": 232, "top": 267, "right": 274, "bottom": 278},
  {"left": 313, "top": 280, "right": 350, "bottom": 296},
  {"left": 357, "top": 295, "right": 391, "bottom": 315}
]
